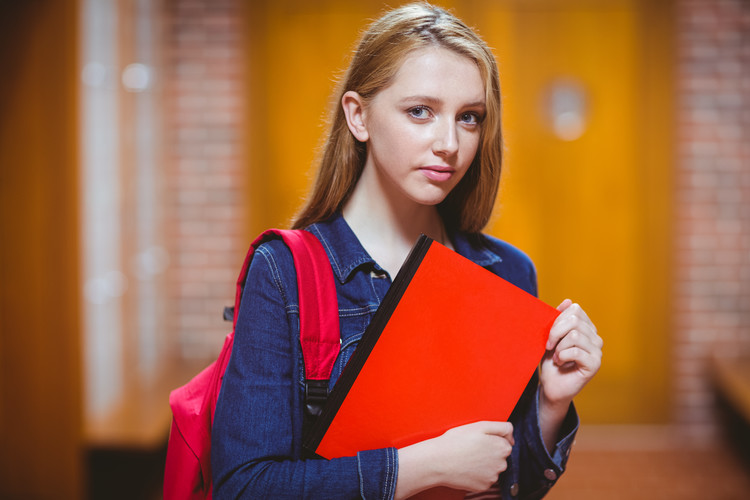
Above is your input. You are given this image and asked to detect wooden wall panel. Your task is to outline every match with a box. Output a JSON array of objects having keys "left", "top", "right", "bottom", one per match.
[
  {"left": 0, "top": 1, "right": 84, "bottom": 498},
  {"left": 485, "top": 0, "right": 674, "bottom": 423}
]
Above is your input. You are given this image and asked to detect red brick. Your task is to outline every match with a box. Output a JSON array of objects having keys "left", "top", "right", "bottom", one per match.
[{"left": 163, "top": 0, "right": 246, "bottom": 363}]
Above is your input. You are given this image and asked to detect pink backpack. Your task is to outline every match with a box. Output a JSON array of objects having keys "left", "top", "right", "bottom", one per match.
[{"left": 163, "top": 229, "right": 340, "bottom": 499}]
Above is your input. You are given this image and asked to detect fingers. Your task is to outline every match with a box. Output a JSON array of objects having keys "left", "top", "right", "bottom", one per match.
[
  {"left": 481, "top": 421, "right": 515, "bottom": 446},
  {"left": 458, "top": 421, "right": 514, "bottom": 443},
  {"left": 556, "top": 298, "right": 573, "bottom": 312},
  {"left": 547, "top": 301, "right": 601, "bottom": 351},
  {"left": 479, "top": 420, "right": 514, "bottom": 437},
  {"left": 553, "top": 329, "right": 596, "bottom": 361},
  {"left": 437, "top": 421, "right": 514, "bottom": 492},
  {"left": 475, "top": 422, "right": 514, "bottom": 466},
  {"left": 545, "top": 301, "right": 603, "bottom": 375},
  {"left": 554, "top": 342, "right": 602, "bottom": 375}
]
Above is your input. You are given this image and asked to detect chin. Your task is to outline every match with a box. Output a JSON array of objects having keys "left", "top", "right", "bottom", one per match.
[
  {"left": 401, "top": 183, "right": 454, "bottom": 208},
  {"left": 413, "top": 193, "right": 450, "bottom": 207}
]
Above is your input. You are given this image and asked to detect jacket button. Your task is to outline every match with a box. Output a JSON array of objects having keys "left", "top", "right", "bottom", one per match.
[
  {"left": 509, "top": 483, "right": 519, "bottom": 496},
  {"left": 544, "top": 468, "right": 558, "bottom": 481}
]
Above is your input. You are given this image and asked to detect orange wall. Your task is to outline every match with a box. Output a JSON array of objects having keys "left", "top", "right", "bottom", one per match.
[{"left": 485, "top": 0, "right": 675, "bottom": 423}]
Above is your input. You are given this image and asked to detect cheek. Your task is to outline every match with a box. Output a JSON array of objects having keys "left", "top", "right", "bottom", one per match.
[
  {"left": 370, "top": 121, "right": 426, "bottom": 156},
  {"left": 459, "top": 133, "right": 481, "bottom": 165}
]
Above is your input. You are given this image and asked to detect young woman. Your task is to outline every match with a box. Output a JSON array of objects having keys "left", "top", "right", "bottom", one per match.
[{"left": 212, "top": 3, "right": 602, "bottom": 499}]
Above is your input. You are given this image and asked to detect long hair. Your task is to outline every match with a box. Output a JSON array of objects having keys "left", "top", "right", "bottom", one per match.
[{"left": 292, "top": 2, "right": 502, "bottom": 234}]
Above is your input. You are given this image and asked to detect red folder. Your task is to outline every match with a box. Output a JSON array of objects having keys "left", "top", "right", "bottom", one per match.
[{"left": 305, "top": 236, "right": 560, "bottom": 499}]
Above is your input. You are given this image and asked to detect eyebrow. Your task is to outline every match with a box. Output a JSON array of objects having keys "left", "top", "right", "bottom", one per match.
[{"left": 400, "top": 95, "right": 486, "bottom": 109}]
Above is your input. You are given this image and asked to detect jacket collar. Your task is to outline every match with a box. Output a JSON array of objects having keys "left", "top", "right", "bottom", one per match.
[
  {"left": 307, "top": 212, "right": 502, "bottom": 284},
  {"left": 451, "top": 231, "right": 503, "bottom": 268}
]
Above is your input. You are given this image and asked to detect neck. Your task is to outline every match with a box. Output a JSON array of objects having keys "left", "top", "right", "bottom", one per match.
[{"left": 342, "top": 167, "right": 449, "bottom": 277}]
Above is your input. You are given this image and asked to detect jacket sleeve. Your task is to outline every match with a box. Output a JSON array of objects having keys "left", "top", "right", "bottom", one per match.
[
  {"left": 502, "top": 373, "right": 578, "bottom": 499},
  {"left": 211, "top": 240, "right": 398, "bottom": 499}
]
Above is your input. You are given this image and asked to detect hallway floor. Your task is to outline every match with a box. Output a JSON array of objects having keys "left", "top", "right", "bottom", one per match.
[
  {"left": 548, "top": 425, "right": 750, "bottom": 500},
  {"left": 87, "top": 425, "right": 750, "bottom": 499}
]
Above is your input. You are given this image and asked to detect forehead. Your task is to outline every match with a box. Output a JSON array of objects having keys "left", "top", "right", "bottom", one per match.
[{"left": 380, "top": 46, "right": 485, "bottom": 103}]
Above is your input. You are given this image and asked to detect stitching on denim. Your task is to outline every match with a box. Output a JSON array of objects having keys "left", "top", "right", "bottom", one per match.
[
  {"left": 357, "top": 452, "right": 366, "bottom": 499},
  {"left": 348, "top": 256, "right": 377, "bottom": 280},
  {"left": 340, "top": 333, "right": 363, "bottom": 352},
  {"left": 338, "top": 304, "right": 379, "bottom": 318},
  {"left": 386, "top": 447, "right": 396, "bottom": 499},
  {"left": 309, "top": 224, "right": 345, "bottom": 279},
  {"left": 257, "top": 245, "right": 288, "bottom": 305},
  {"left": 259, "top": 245, "right": 308, "bottom": 395},
  {"left": 310, "top": 224, "right": 383, "bottom": 283},
  {"left": 477, "top": 247, "right": 502, "bottom": 266},
  {"left": 368, "top": 274, "right": 381, "bottom": 308}
]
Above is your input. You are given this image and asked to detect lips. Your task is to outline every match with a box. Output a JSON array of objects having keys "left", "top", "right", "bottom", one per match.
[{"left": 419, "top": 165, "right": 455, "bottom": 182}]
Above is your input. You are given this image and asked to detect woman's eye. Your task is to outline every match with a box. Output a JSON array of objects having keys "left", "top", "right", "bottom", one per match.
[
  {"left": 407, "top": 106, "right": 430, "bottom": 119},
  {"left": 459, "top": 112, "right": 481, "bottom": 125}
]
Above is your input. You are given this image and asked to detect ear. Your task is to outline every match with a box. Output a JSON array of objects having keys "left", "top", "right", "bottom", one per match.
[{"left": 341, "top": 91, "right": 369, "bottom": 142}]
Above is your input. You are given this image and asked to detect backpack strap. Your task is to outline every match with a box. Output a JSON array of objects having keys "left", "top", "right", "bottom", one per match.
[
  {"left": 166, "top": 229, "right": 339, "bottom": 498},
  {"left": 233, "top": 229, "right": 340, "bottom": 425}
]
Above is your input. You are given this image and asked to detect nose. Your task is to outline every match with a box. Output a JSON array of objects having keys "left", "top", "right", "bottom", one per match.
[{"left": 432, "top": 119, "right": 459, "bottom": 157}]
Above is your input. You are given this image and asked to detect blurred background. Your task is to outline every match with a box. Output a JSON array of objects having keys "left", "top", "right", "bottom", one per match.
[{"left": 1, "top": 0, "right": 749, "bottom": 498}]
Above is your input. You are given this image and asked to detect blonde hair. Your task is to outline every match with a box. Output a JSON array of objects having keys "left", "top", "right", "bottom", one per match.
[{"left": 292, "top": 2, "right": 502, "bottom": 233}]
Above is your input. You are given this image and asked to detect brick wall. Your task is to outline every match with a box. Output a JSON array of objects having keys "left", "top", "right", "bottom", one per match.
[
  {"left": 164, "top": 0, "right": 246, "bottom": 360},
  {"left": 674, "top": 0, "right": 750, "bottom": 439}
]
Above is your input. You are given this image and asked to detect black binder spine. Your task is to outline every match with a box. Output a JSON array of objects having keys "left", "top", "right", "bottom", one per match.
[{"left": 303, "top": 235, "right": 433, "bottom": 453}]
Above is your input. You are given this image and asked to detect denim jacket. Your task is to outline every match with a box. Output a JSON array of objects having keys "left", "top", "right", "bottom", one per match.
[{"left": 212, "top": 212, "right": 578, "bottom": 499}]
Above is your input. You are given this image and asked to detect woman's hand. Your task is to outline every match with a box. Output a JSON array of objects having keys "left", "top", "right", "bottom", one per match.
[
  {"left": 537, "top": 300, "right": 602, "bottom": 452},
  {"left": 540, "top": 299, "right": 603, "bottom": 407},
  {"left": 395, "top": 421, "right": 514, "bottom": 498}
]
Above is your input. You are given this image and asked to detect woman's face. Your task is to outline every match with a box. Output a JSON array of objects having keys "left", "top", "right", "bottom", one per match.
[{"left": 354, "top": 46, "right": 486, "bottom": 208}]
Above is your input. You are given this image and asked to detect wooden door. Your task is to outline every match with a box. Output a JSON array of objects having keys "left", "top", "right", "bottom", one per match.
[
  {"left": 481, "top": 0, "right": 674, "bottom": 423},
  {"left": 0, "top": 1, "right": 84, "bottom": 497}
]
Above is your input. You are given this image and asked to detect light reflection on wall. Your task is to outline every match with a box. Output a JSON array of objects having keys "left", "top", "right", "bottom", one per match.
[{"left": 545, "top": 79, "right": 588, "bottom": 141}]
